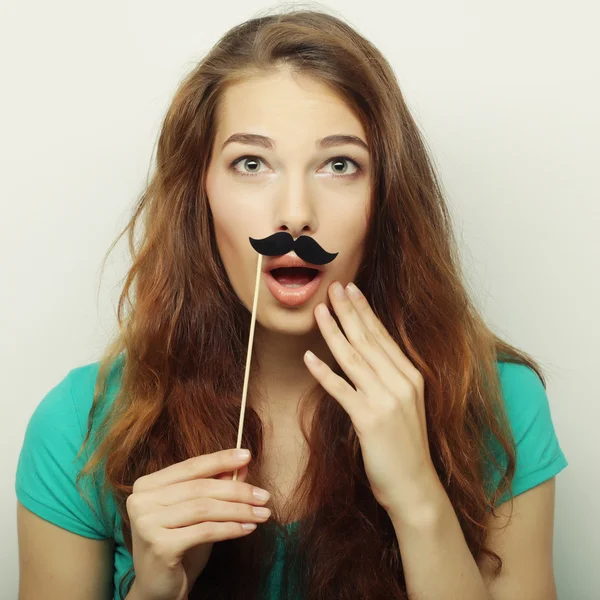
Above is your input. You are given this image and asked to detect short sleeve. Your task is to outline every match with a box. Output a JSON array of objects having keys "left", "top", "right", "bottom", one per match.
[
  {"left": 492, "top": 362, "right": 568, "bottom": 505},
  {"left": 15, "top": 369, "right": 109, "bottom": 539}
]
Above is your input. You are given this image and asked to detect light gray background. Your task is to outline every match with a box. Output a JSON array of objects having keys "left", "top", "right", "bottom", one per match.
[{"left": 2, "top": 1, "right": 598, "bottom": 598}]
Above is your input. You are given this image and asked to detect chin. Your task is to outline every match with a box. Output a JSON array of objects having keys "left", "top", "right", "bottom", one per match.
[
  {"left": 254, "top": 292, "right": 328, "bottom": 336},
  {"left": 259, "top": 306, "right": 320, "bottom": 336}
]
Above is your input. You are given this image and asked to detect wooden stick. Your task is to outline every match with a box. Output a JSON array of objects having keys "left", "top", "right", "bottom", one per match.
[{"left": 232, "top": 252, "right": 263, "bottom": 481}]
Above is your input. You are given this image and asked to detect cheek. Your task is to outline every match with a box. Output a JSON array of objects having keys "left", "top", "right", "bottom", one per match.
[
  {"left": 332, "top": 214, "right": 368, "bottom": 282},
  {"left": 209, "top": 205, "right": 258, "bottom": 305},
  {"left": 214, "top": 233, "right": 255, "bottom": 308},
  {"left": 206, "top": 177, "right": 266, "bottom": 303},
  {"left": 207, "top": 180, "right": 250, "bottom": 261},
  {"left": 212, "top": 218, "right": 248, "bottom": 281},
  {"left": 330, "top": 204, "right": 369, "bottom": 256}
]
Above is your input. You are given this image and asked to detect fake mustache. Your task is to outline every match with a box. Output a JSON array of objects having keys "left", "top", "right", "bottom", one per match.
[{"left": 248, "top": 231, "right": 338, "bottom": 265}]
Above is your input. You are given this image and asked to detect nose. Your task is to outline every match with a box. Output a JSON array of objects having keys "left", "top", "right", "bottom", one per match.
[{"left": 274, "top": 177, "right": 317, "bottom": 239}]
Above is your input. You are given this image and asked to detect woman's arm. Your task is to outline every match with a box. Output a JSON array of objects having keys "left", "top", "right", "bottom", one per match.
[
  {"left": 389, "top": 477, "right": 558, "bottom": 600},
  {"left": 17, "top": 501, "right": 114, "bottom": 600},
  {"left": 478, "top": 478, "right": 558, "bottom": 599}
]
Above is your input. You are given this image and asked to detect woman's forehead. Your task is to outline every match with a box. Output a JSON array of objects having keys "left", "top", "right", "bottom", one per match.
[{"left": 215, "top": 72, "right": 366, "bottom": 145}]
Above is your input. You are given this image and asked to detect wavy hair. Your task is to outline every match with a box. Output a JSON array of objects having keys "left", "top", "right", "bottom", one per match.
[{"left": 76, "top": 6, "right": 545, "bottom": 599}]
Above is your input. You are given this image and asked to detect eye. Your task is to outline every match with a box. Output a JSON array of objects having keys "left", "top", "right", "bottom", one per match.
[
  {"left": 229, "top": 156, "right": 266, "bottom": 177},
  {"left": 323, "top": 156, "right": 362, "bottom": 178},
  {"left": 229, "top": 155, "right": 363, "bottom": 178}
]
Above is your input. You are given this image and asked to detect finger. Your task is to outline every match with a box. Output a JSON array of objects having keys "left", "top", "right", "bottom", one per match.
[
  {"left": 219, "top": 464, "right": 248, "bottom": 481},
  {"left": 166, "top": 520, "right": 259, "bottom": 557},
  {"left": 137, "top": 476, "right": 269, "bottom": 508},
  {"left": 156, "top": 496, "right": 270, "bottom": 529},
  {"left": 345, "top": 282, "right": 422, "bottom": 388},
  {"left": 132, "top": 448, "right": 252, "bottom": 493},
  {"left": 328, "top": 282, "right": 406, "bottom": 397},
  {"left": 314, "top": 302, "right": 382, "bottom": 395},
  {"left": 304, "top": 351, "right": 369, "bottom": 424}
]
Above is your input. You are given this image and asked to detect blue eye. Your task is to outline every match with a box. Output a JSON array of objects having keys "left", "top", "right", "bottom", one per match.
[{"left": 229, "top": 155, "right": 363, "bottom": 178}]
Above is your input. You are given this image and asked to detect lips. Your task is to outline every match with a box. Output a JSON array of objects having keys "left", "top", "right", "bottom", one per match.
[
  {"left": 270, "top": 266, "right": 319, "bottom": 286},
  {"left": 263, "top": 253, "right": 324, "bottom": 273},
  {"left": 264, "top": 266, "right": 324, "bottom": 307}
]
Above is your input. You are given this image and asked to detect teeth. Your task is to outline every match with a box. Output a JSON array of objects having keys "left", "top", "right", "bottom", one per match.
[{"left": 281, "top": 283, "right": 305, "bottom": 288}]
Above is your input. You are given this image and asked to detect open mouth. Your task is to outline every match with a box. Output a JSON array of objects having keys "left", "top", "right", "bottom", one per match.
[{"left": 269, "top": 267, "right": 320, "bottom": 288}]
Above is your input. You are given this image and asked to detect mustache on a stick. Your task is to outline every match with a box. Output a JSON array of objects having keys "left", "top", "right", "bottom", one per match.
[
  {"left": 232, "top": 231, "right": 338, "bottom": 482},
  {"left": 249, "top": 231, "right": 338, "bottom": 265}
]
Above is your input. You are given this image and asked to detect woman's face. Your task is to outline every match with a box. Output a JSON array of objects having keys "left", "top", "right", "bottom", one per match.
[{"left": 205, "top": 68, "right": 371, "bottom": 335}]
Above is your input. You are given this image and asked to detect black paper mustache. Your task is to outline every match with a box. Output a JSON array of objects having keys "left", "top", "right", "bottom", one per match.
[{"left": 248, "top": 231, "right": 338, "bottom": 265}]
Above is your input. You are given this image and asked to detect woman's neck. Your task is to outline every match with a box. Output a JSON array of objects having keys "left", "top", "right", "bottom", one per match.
[{"left": 249, "top": 324, "right": 336, "bottom": 422}]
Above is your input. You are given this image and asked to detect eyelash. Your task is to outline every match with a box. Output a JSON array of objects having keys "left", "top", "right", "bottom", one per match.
[{"left": 229, "top": 155, "right": 364, "bottom": 178}]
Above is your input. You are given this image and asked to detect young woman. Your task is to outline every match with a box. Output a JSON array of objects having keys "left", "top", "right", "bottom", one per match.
[{"left": 16, "top": 8, "right": 568, "bottom": 600}]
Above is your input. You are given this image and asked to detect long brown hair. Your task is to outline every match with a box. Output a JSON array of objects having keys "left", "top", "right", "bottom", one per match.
[{"left": 76, "top": 6, "right": 545, "bottom": 599}]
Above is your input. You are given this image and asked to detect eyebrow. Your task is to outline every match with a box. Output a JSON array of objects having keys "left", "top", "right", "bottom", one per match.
[{"left": 220, "top": 133, "right": 369, "bottom": 153}]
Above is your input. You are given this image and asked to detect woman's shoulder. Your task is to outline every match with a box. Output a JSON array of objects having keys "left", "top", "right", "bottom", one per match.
[
  {"left": 497, "top": 360, "right": 549, "bottom": 412},
  {"left": 15, "top": 355, "right": 124, "bottom": 539},
  {"left": 490, "top": 360, "right": 568, "bottom": 504},
  {"left": 69, "top": 354, "right": 124, "bottom": 421},
  {"left": 496, "top": 360, "right": 565, "bottom": 445},
  {"left": 21, "top": 355, "right": 124, "bottom": 448}
]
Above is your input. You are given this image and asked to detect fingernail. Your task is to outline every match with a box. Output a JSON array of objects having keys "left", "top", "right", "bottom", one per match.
[
  {"left": 253, "top": 487, "right": 270, "bottom": 501},
  {"left": 305, "top": 350, "right": 319, "bottom": 364},
  {"left": 234, "top": 449, "right": 250, "bottom": 460},
  {"left": 346, "top": 282, "right": 360, "bottom": 297},
  {"left": 253, "top": 506, "right": 271, "bottom": 518},
  {"left": 332, "top": 281, "right": 345, "bottom": 298}
]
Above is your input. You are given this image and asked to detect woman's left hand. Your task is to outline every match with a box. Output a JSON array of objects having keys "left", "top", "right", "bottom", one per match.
[{"left": 304, "top": 280, "right": 443, "bottom": 524}]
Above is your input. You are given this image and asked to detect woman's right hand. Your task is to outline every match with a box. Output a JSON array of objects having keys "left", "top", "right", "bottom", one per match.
[{"left": 125, "top": 448, "right": 271, "bottom": 600}]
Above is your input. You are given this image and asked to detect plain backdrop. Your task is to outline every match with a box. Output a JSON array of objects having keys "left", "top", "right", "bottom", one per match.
[{"left": 1, "top": 1, "right": 598, "bottom": 598}]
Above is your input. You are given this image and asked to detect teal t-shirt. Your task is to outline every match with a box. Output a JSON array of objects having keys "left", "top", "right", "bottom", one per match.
[{"left": 15, "top": 359, "right": 568, "bottom": 599}]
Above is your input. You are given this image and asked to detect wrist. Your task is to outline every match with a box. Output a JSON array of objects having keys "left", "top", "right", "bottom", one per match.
[{"left": 387, "top": 473, "right": 448, "bottom": 531}]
